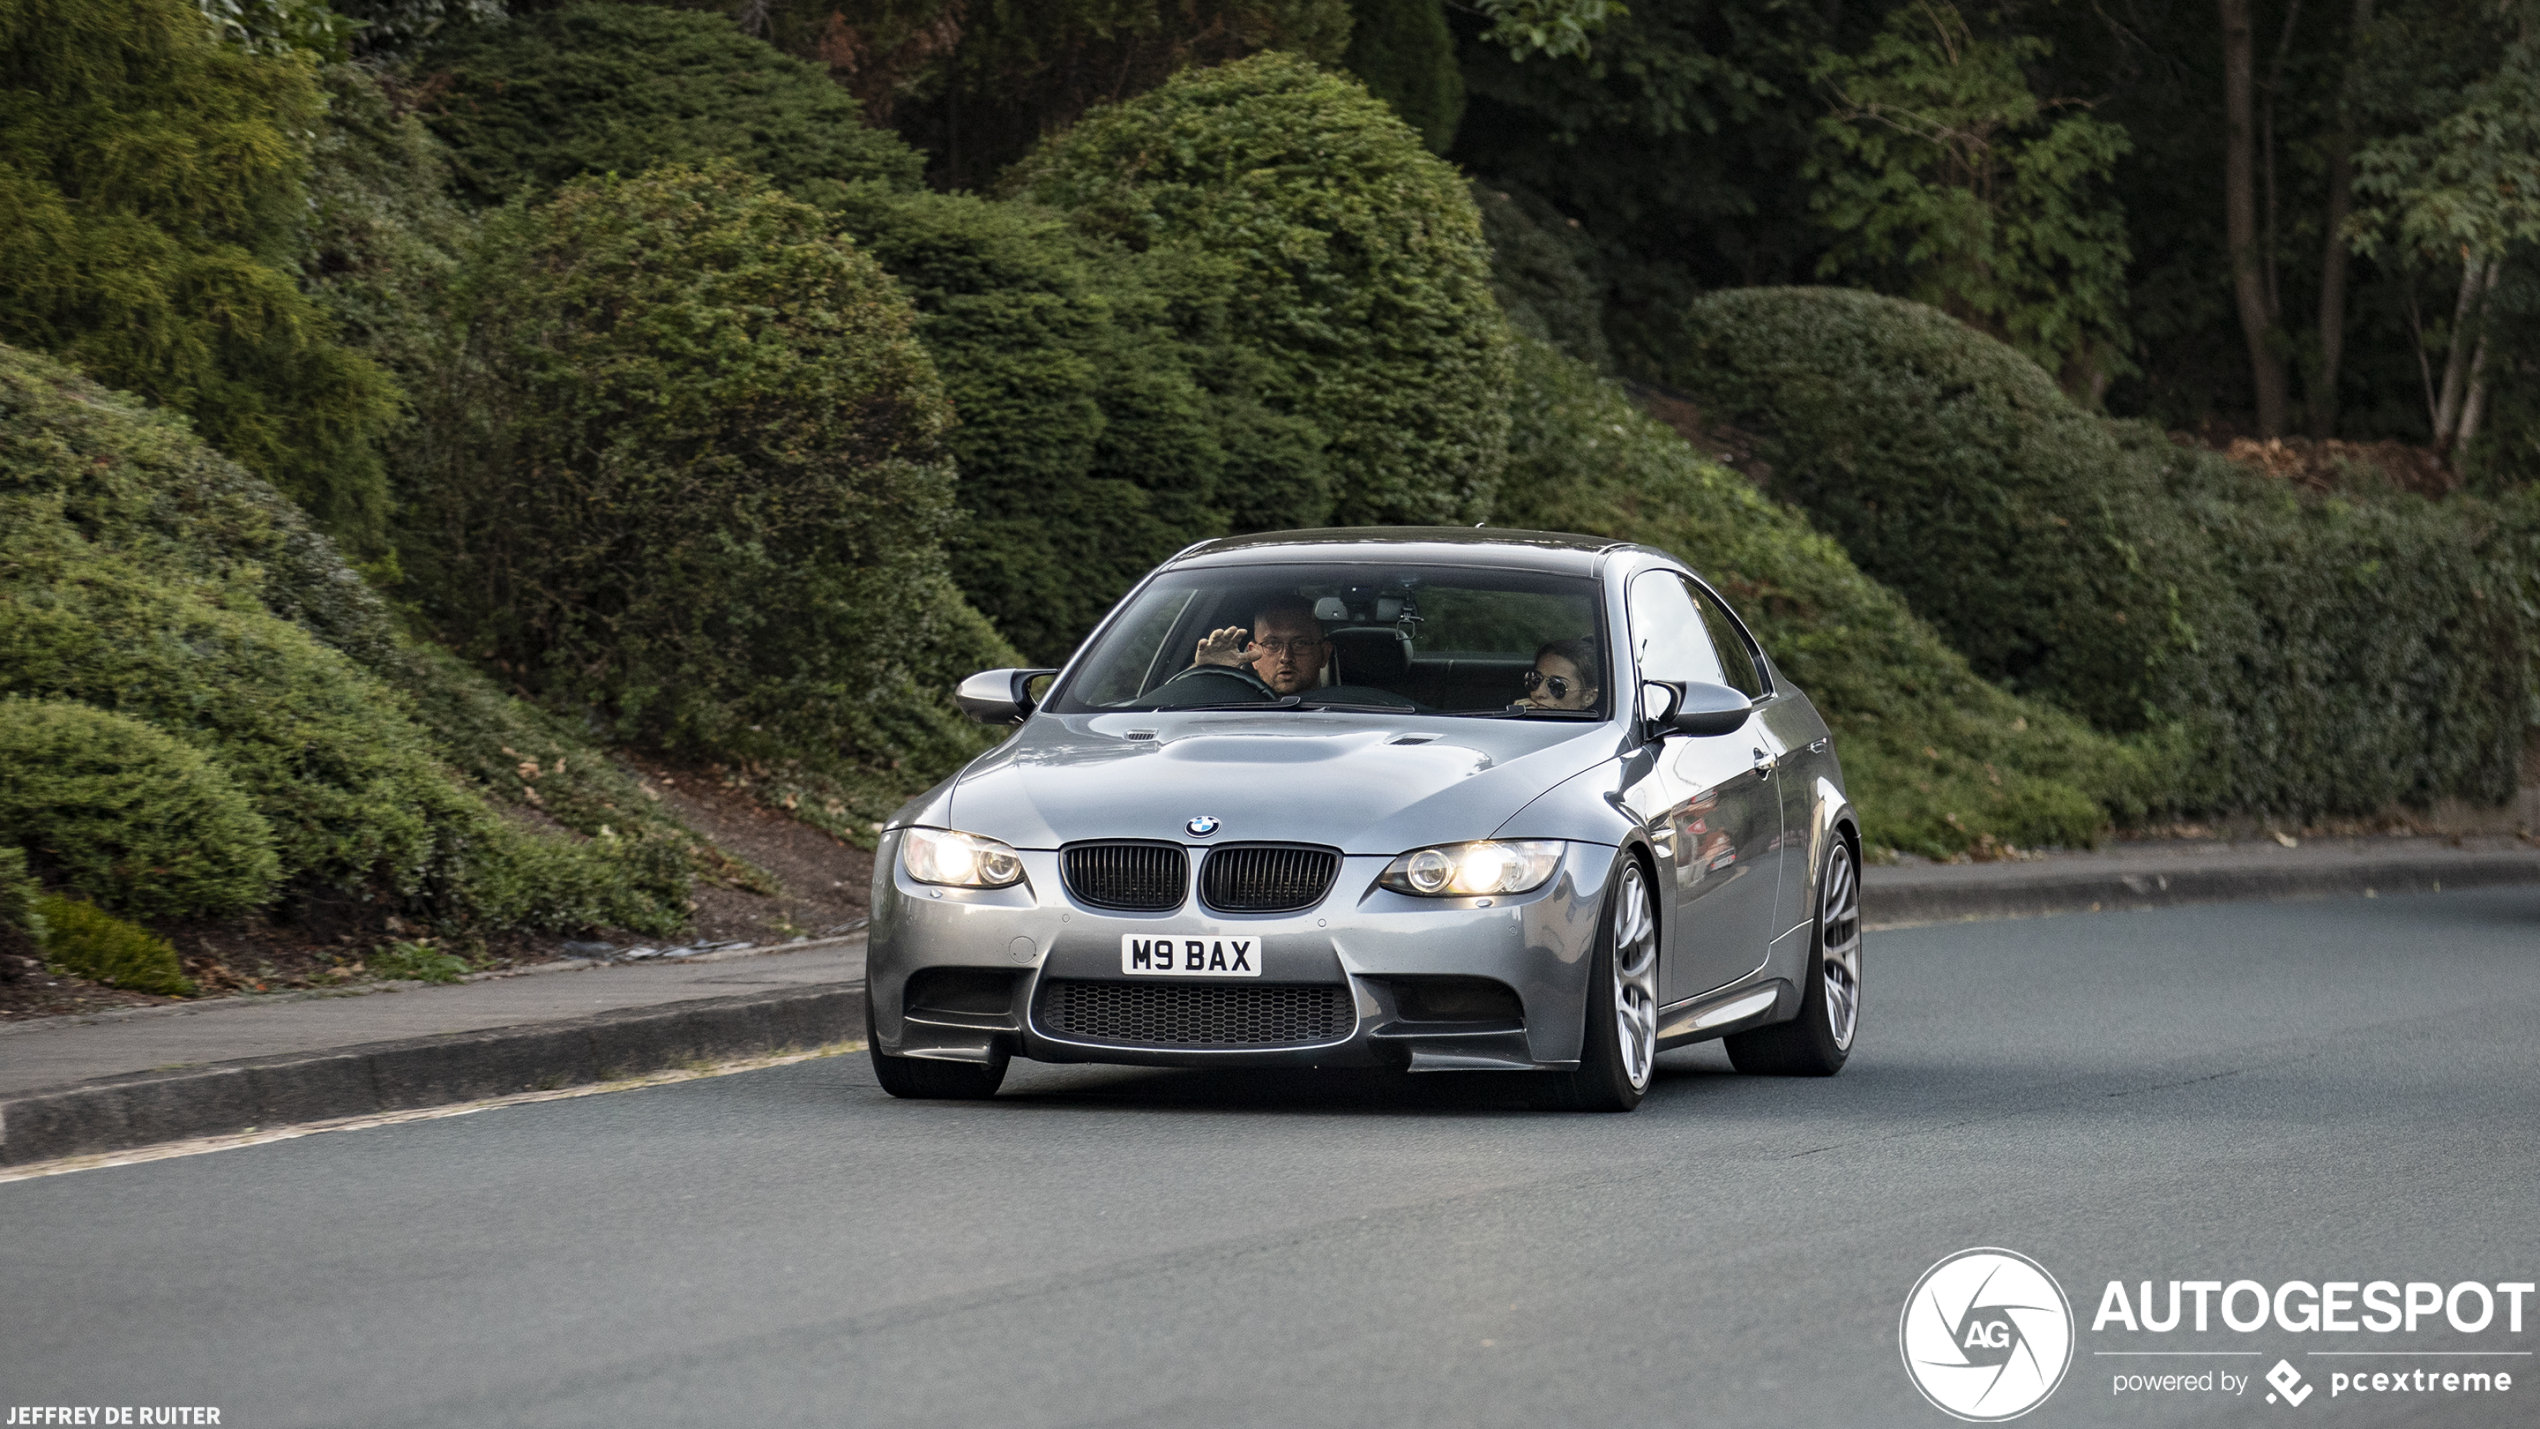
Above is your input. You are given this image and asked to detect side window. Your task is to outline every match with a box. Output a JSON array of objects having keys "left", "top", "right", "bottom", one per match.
[
  {"left": 1627, "top": 571, "right": 1728, "bottom": 688},
  {"left": 1691, "top": 584, "right": 1766, "bottom": 698}
]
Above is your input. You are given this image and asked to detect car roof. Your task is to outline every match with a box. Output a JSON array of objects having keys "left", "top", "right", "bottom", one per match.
[{"left": 1168, "top": 526, "right": 1647, "bottom": 576}]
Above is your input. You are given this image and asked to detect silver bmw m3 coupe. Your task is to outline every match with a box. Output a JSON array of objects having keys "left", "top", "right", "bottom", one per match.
[{"left": 867, "top": 528, "right": 1862, "bottom": 1110}]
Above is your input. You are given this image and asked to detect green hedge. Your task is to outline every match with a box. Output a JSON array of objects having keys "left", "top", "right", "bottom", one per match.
[
  {"left": 0, "top": 341, "right": 692, "bottom": 935},
  {"left": 0, "top": 700, "right": 282, "bottom": 919},
  {"left": 1494, "top": 335, "right": 2150, "bottom": 855},
  {"left": 399, "top": 164, "right": 1013, "bottom": 790},
  {"left": 415, "top": 3, "right": 921, "bottom": 205},
  {"left": 0, "top": 0, "right": 400, "bottom": 553},
  {"left": 1010, "top": 52, "right": 1516, "bottom": 528},
  {"left": 1655, "top": 288, "right": 2530, "bottom": 819}
]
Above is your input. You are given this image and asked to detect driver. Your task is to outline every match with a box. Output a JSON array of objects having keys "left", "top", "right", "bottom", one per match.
[{"left": 1187, "top": 596, "right": 1330, "bottom": 696}]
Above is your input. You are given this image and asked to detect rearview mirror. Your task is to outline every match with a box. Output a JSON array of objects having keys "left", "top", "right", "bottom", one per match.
[
  {"left": 954, "top": 668, "right": 1061, "bottom": 725},
  {"left": 1643, "top": 679, "right": 1751, "bottom": 739}
]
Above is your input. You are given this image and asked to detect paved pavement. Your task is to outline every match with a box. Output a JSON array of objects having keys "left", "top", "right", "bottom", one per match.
[
  {"left": 4, "top": 887, "right": 2533, "bottom": 1427},
  {"left": 0, "top": 939, "right": 865, "bottom": 1096}
]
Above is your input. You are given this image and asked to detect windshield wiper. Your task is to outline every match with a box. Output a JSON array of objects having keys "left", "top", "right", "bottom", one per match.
[
  {"left": 1291, "top": 699, "right": 1414, "bottom": 713},
  {"left": 1446, "top": 707, "right": 1608, "bottom": 720}
]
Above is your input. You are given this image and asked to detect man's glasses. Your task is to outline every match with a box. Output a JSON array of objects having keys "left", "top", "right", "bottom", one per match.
[
  {"left": 1521, "top": 669, "right": 1578, "bottom": 699},
  {"left": 1250, "top": 637, "right": 1326, "bottom": 657}
]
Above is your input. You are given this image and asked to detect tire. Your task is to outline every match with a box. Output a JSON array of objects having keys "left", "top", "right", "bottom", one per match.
[
  {"left": 1725, "top": 836, "right": 1861, "bottom": 1076},
  {"left": 868, "top": 999, "right": 1008, "bottom": 1100},
  {"left": 1560, "top": 855, "right": 1661, "bottom": 1111}
]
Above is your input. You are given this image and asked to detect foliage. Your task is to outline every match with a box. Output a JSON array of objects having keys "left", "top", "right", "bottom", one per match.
[
  {"left": 793, "top": 0, "right": 1354, "bottom": 190},
  {"left": 1343, "top": 0, "right": 1464, "bottom": 151},
  {"left": 0, "top": 700, "right": 282, "bottom": 920},
  {"left": 2349, "top": 15, "right": 2540, "bottom": 272},
  {"left": 1658, "top": 287, "right": 2530, "bottom": 818},
  {"left": 0, "top": 847, "right": 45, "bottom": 966},
  {"left": 1806, "top": 2, "right": 2133, "bottom": 393},
  {"left": 1662, "top": 287, "right": 2203, "bottom": 734},
  {"left": 0, "top": 0, "right": 401, "bottom": 551},
  {"left": 195, "top": 0, "right": 360, "bottom": 57},
  {"left": 415, "top": 3, "right": 923, "bottom": 206},
  {"left": 333, "top": 0, "right": 501, "bottom": 56},
  {"left": 368, "top": 938, "right": 470, "bottom": 982},
  {"left": 302, "top": 62, "right": 478, "bottom": 404},
  {"left": 1492, "top": 335, "right": 2146, "bottom": 856},
  {"left": 401, "top": 164, "right": 1014, "bottom": 787},
  {"left": 819, "top": 186, "right": 1250, "bottom": 665},
  {"left": 1468, "top": 0, "right": 1626, "bottom": 62},
  {"left": 33, "top": 895, "right": 194, "bottom": 996},
  {"left": 1011, "top": 52, "right": 1517, "bottom": 527},
  {"left": 0, "top": 341, "right": 692, "bottom": 936},
  {"left": 1472, "top": 180, "right": 1609, "bottom": 369}
]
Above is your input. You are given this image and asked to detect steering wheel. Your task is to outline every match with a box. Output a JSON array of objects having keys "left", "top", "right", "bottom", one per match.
[{"left": 1146, "top": 664, "right": 1279, "bottom": 706}]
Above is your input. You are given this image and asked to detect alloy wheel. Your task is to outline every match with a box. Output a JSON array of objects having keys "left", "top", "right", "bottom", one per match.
[
  {"left": 1819, "top": 845, "right": 1862, "bottom": 1051},
  {"left": 1612, "top": 859, "right": 1660, "bottom": 1089}
]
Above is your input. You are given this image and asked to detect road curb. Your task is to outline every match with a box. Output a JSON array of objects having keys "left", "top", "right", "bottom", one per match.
[
  {"left": 1863, "top": 848, "right": 2540, "bottom": 927},
  {"left": 0, "top": 983, "right": 865, "bottom": 1166}
]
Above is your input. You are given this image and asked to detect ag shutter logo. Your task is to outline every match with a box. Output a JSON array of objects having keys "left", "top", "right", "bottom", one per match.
[{"left": 1902, "top": 1248, "right": 2077, "bottom": 1421}]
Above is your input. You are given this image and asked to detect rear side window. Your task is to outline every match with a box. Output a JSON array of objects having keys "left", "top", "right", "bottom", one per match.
[{"left": 1692, "top": 584, "right": 1767, "bottom": 698}]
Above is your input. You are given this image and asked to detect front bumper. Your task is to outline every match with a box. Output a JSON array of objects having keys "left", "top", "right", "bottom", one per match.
[{"left": 867, "top": 835, "right": 1614, "bottom": 1071}]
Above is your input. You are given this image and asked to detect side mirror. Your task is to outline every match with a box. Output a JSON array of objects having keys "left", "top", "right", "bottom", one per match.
[
  {"left": 954, "top": 668, "right": 1060, "bottom": 725},
  {"left": 1642, "top": 679, "right": 1751, "bottom": 739}
]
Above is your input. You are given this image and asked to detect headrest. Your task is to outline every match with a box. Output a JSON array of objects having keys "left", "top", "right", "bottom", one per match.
[{"left": 1326, "top": 625, "right": 1411, "bottom": 685}]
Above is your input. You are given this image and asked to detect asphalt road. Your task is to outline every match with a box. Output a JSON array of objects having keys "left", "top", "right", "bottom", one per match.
[{"left": 5, "top": 890, "right": 2536, "bottom": 1428}]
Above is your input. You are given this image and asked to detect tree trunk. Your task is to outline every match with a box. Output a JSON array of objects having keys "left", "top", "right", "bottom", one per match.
[
  {"left": 2313, "top": 0, "right": 2370, "bottom": 439},
  {"left": 2221, "top": 0, "right": 2291, "bottom": 436},
  {"left": 2436, "top": 258, "right": 2501, "bottom": 454}
]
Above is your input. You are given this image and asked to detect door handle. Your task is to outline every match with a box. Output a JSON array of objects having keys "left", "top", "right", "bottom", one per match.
[{"left": 1752, "top": 747, "right": 1777, "bottom": 778}]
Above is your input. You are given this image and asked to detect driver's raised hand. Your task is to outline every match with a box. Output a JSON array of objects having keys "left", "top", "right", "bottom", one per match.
[{"left": 1193, "top": 626, "right": 1255, "bottom": 668}]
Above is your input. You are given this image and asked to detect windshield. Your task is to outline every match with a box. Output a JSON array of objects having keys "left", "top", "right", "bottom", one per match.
[{"left": 1047, "top": 562, "right": 1611, "bottom": 718}]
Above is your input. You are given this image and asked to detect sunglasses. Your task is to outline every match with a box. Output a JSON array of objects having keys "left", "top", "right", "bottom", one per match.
[{"left": 1521, "top": 670, "right": 1582, "bottom": 699}]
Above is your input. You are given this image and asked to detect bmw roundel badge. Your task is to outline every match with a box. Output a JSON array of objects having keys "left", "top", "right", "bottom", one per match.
[{"left": 1186, "top": 815, "right": 1221, "bottom": 837}]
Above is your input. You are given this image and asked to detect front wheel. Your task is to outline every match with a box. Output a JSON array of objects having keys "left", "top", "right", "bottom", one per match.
[
  {"left": 1560, "top": 856, "right": 1660, "bottom": 1111},
  {"left": 1725, "top": 837, "right": 1860, "bottom": 1076},
  {"left": 868, "top": 1000, "right": 1008, "bottom": 1099}
]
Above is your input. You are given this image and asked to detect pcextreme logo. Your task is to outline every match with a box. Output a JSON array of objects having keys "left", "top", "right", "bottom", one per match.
[{"left": 1901, "top": 1248, "right": 2077, "bottom": 1421}]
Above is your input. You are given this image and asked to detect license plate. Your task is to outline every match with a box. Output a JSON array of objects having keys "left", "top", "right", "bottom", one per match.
[{"left": 1120, "top": 934, "right": 1261, "bottom": 978}]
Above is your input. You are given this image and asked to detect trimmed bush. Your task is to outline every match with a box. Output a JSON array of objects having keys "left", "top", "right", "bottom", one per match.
[
  {"left": 1654, "top": 287, "right": 2528, "bottom": 819},
  {"left": 1494, "top": 335, "right": 2151, "bottom": 856},
  {"left": 0, "top": 0, "right": 400, "bottom": 551},
  {"left": 0, "top": 342, "right": 691, "bottom": 935},
  {"left": 400, "top": 163, "right": 1013, "bottom": 783},
  {"left": 1010, "top": 52, "right": 1516, "bottom": 527},
  {"left": 0, "top": 700, "right": 281, "bottom": 919},
  {"left": 415, "top": 3, "right": 922, "bottom": 206},
  {"left": 34, "top": 895, "right": 192, "bottom": 996},
  {"left": 1472, "top": 181, "right": 1609, "bottom": 370},
  {"left": 1657, "top": 288, "right": 2207, "bottom": 734},
  {"left": 0, "top": 846, "right": 43, "bottom": 970}
]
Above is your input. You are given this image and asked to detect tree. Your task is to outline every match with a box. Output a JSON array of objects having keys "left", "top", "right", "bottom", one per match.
[
  {"left": 2220, "top": 0, "right": 2293, "bottom": 436},
  {"left": 2351, "top": 15, "right": 2540, "bottom": 455},
  {"left": 0, "top": 0, "right": 400, "bottom": 551},
  {"left": 1806, "top": 2, "right": 2134, "bottom": 397}
]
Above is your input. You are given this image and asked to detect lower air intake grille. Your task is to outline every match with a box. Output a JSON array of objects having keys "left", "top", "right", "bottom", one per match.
[
  {"left": 1199, "top": 844, "right": 1340, "bottom": 913},
  {"left": 1061, "top": 841, "right": 1188, "bottom": 912},
  {"left": 1038, "top": 980, "right": 1352, "bottom": 1047}
]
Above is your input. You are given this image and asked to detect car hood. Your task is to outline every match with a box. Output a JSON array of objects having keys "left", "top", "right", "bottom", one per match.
[{"left": 944, "top": 712, "right": 1622, "bottom": 854}]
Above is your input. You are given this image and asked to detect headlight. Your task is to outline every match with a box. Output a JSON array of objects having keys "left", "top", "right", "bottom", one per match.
[
  {"left": 1378, "top": 840, "right": 1565, "bottom": 897},
  {"left": 900, "top": 827, "right": 1026, "bottom": 888}
]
